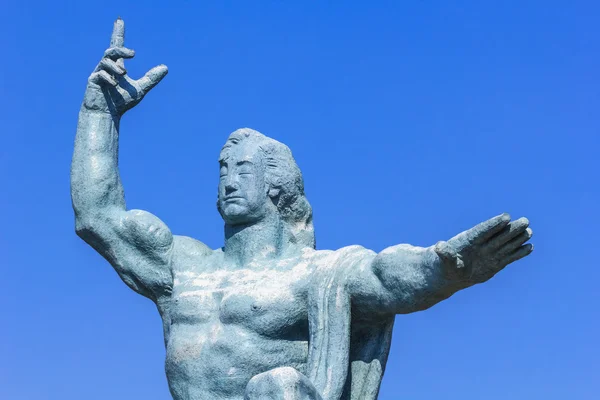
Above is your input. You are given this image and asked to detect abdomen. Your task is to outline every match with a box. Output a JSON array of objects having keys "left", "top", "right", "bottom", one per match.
[{"left": 165, "top": 321, "right": 309, "bottom": 400}]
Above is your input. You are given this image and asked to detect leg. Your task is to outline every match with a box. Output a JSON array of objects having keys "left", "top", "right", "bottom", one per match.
[{"left": 245, "top": 367, "right": 322, "bottom": 400}]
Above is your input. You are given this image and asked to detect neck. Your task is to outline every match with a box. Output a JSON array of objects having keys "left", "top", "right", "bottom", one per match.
[{"left": 224, "top": 212, "right": 295, "bottom": 268}]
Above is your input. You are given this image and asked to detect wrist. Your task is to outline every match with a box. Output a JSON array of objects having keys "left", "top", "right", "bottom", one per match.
[
  {"left": 81, "top": 84, "right": 122, "bottom": 118},
  {"left": 78, "top": 103, "right": 121, "bottom": 132}
]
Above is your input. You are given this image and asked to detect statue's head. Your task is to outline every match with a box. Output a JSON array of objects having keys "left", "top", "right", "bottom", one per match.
[{"left": 217, "top": 128, "right": 315, "bottom": 248}]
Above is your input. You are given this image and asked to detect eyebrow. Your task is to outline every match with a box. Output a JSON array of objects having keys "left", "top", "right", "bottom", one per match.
[{"left": 218, "top": 158, "right": 253, "bottom": 166}]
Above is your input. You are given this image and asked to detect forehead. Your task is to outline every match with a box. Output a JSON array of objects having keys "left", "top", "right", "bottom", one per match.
[{"left": 219, "top": 142, "right": 262, "bottom": 164}]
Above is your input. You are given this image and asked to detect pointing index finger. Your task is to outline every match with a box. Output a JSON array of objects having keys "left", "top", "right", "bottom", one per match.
[{"left": 110, "top": 17, "right": 125, "bottom": 48}]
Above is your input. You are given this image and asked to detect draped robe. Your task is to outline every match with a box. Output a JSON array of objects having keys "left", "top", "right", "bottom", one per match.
[{"left": 307, "top": 246, "right": 395, "bottom": 400}]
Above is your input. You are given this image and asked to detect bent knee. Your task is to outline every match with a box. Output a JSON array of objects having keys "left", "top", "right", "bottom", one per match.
[{"left": 245, "top": 367, "right": 321, "bottom": 400}]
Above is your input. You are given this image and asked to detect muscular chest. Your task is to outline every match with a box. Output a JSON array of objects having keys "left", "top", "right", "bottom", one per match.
[{"left": 169, "top": 262, "right": 312, "bottom": 338}]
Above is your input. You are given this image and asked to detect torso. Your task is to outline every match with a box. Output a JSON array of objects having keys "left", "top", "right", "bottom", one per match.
[{"left": 160, "top": 237, "right": 323, "bottom": 400}]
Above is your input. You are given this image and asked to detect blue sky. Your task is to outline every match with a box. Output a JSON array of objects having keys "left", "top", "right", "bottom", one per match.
[{"left": 1, "top": 1, "right": 598, "bottom": 399}]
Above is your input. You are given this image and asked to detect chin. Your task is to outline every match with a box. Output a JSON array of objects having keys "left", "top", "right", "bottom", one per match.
[
  {"left": 224, "top": 215, "right": 253, "bottom": 226},
  {"left": 220, "top": 204, "right": 252, "bottom": 225}
]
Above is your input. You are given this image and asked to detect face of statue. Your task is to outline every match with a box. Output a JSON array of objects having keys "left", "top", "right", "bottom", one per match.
[{"left": 218, "top": 143, "right": 273, "bottom": 226}]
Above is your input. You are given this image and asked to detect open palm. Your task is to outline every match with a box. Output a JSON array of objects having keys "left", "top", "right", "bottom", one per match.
[{"left": 434, "top": 213, "right": 534, "bottom": 285}]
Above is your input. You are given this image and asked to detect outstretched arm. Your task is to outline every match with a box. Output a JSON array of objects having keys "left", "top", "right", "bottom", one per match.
[
  {"left": 71, "top": 18, "right": 172, "bottom": 302},
  {"left": 349, "top": 214, "right": 534, "bottom": 315}
]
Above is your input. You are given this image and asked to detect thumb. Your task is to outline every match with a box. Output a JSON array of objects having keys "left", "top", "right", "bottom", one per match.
[
  {"left": 138, "top": 64, "right": 168, "bottom": 95},
  {"left": 434, "top": 241, "right": 458, "bottom": 264},
  {"left": 434, "top": 241, "right": 467, "bottom": 279},
  {"left": 434, "top": 241, "right": 466, "bottom": 267}
]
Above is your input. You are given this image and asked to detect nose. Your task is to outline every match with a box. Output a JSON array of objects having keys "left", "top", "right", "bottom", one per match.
[{"left": 224, "top": 175, "right": 239, "bottom": 195}]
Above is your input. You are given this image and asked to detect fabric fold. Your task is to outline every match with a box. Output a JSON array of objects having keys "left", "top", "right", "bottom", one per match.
[{"left": 307, "top": 246, "right": 395, "bottom": 400}]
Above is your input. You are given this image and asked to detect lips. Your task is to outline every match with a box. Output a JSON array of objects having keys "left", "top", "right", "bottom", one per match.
[{"left": 224, "top": 196, "right": 244, "bottom": 201}]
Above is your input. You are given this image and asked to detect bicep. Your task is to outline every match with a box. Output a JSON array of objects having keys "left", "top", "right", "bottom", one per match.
[
  {"left": 350, "top": 244, "right": 447, "bottom": 316},
  {"left": 76, "top": 208, "right": 174, "bottom": 301}
]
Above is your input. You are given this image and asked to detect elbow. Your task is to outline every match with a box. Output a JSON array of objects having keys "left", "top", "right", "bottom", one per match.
[
  {"left": 74, "top": 216, "right": 116, "bottom": 258},
  {"left": 74, "top": 213, "right": 109, "bottom": 244},
  {"left": 75, "top": 217, "right": 92, "bottom": 236},
  {"left": 73, "top": 200, "right": 120, "bottom": 237},
  {"left": 74, "top": 216, "right": 98, "bottom": 241}
]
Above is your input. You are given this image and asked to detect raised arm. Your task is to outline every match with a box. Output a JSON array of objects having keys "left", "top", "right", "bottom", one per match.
[
  {"left": 349, "top": 214, "right": 534, "bottom": 316},
  {"left": 71, "top": 18, "right": 172, "bottom": 302}
]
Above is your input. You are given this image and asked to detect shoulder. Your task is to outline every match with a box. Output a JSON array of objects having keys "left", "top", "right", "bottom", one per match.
[
  {"left": 171, "top": 235, "right": 215, "bottom": 269},
  {"left": 311, "top": 245, "right": 376, "bottom": 262},
  {"left": 308, "top": 245, "right": 376, "bottom": 276},
  {"left": 172, "top": 235, "right": 213, "bottom": 258},
  {"left": 118, "top": 209, "right": 173, "bottom": 249},
  {"left": 335, "top": 245, "right": 376, "bottom": 259}
]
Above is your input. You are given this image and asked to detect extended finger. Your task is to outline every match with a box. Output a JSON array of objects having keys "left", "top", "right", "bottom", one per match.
[
  {"left": 137, "top": 64, "right": 168, "bottom": 94},
  {"left": 497, "top": 228, "right": 533, "bottom": 255},
  {"left": 110, "top": 17, "right": 125, "bottom": 48},
  {"left": 104, "top": 47, "right": 135, "bottom": 60},
  {"left": 501, "top": 243, "right": 534, "bottom": 265},
  {"left": 98, "top": 58, "right": 126, "bottom": 76},
  {"left": 90, "top": 70, "right": 118, "bottom": 87},
  {"left": 472, "top": 213, "right": 512, "bottom": 243},
  {"left": 486, "top": 217, "right": 530, "bottom": 249},
  {"left": 451, "top": 213, "right": 511, "bottom": 247}
]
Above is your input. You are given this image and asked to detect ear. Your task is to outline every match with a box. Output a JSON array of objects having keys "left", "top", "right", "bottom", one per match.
[{"left": 268, "top": 187, "right": 280, "bottom": 198}]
